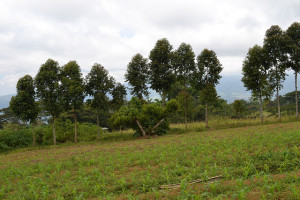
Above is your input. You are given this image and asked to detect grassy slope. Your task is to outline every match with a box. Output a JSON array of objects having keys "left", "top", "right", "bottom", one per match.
[{"left": 0, "top": 122, "right": 299, "bottom": 199}]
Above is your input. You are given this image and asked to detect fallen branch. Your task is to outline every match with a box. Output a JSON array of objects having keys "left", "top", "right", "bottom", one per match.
[{"left": 159, "top": 175, "right": 223, "bottom": 189}]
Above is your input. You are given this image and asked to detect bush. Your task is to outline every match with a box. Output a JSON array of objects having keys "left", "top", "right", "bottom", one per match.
[
  {"left": 0, "top": 129, "right": 32, "bottom": 152},
  {"left": 110, "top": 97, "right": 179, "bottom": 136}
]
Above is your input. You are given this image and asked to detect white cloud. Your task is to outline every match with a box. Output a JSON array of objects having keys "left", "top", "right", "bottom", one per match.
[{"left": 0, "top": 0, "right": 299, "bottom": 95}]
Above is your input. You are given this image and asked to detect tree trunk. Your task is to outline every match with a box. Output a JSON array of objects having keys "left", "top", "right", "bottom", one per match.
[
  {"left": 277, "top": 84, "right": 281, "bottom": 121},
  {"left": 97, "top": 109, "right": 100, "bottom": 140},
  {"left": 184, "top": 85, "right": 187, "bottom": 131},
  {"left": 53, "top": 116, "right": 56, "bottom": 145},
  {"left": 259, "top": 95, "right": 263, "bottom": 124},
  {"left": 152, "top": 118, "right": 165, "bottom": 134},
  {"left": 136, "top": 119, "right": 146, "bottom": 136},
  {"left": 295, "top": 72, "right": 298, "bottom": 119},
  {"left": 205, "top": 103, "right": 208, "bottom": 128},
  {"left": 74, "top": 113, "right": 78, "bottom": 143},
  {"left": 32, "top": 124, "right": 36, "bottom": 147},
  {"left": 162, "top": 92, "right": 166, "bottom": 108}
]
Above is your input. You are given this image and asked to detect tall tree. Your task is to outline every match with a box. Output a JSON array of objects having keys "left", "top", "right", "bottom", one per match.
[
  {"left": 263, "top": 25, "right": 290, "bottom": 120},
  {"left": 125, "top": 54, "right": 149, "bottom": 99},
  {"left": 10, "top": 75, "right": 39, "bottom": 146},
  {"left": 60, "top": 61, "right": 85, "bottom": 143},
  {"left": 172, "top": 43, "right": 195, "bottom": 130},
  {"left": 35, "top": 58, "right": 61, "bottom": 145},
  {"left": 193, "top": 49, "right": 222, "bottom": 128},
  {"left": 149, "top": 38, "right": 175, "bottom": 106},
  {"left": 242, "top": 45, "right": 272, "bottom": 123},
  {"left": 111, "top": 82, "right": 127, "bottom": 111},
  {"left": 85, "top": 63, "right": 115, "bottom": 139},
  {"left": 286, "top": 22, "right": 300, "bottom": 119}
]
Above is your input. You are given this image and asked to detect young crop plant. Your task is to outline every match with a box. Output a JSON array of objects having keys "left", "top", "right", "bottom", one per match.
[{"left": 110, "top": 97, "right": 179, "bottom": 136}]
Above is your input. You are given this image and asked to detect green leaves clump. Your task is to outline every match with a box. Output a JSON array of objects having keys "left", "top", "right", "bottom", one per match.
[{"left": 110, "top": 97, "right": 179, "bottom": 136}]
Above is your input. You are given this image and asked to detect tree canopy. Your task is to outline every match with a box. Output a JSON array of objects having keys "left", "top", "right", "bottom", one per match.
[
  {"left": 149, "top": 38, "right": 175, "bottom": 105},
  {"left": 125, "top": 53, "right": 149, "bottom": 99}
]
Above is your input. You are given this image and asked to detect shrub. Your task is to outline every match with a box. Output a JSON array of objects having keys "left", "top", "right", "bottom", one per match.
[
  {"left": 0, "top": 129, "right": 32, "bottom": 152},
  {"left": 110, "top": 97, "right": 179, "bottom": 136}
]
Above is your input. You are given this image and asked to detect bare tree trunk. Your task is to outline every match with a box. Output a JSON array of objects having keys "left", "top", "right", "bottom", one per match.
[
  {"left": 162, "top": 92, "right": 166, "bottom": 108},
  {"left": 296, "top": 72, "right": 298, "bottom": 119},
  {"left": 32, "top": 124, "right": 36, "bottom": 147},
  {"left": 205, "top": 103, "right": 208, "bottom": 128},
  {"left": 136, "top": 119, "right": 146, "bottom": 136},
  {"left": 277, "top": 84, "right": 281, "bottom": 121},
  {"left": 184, "top": 85, "right": 187, "bottom": 131},
  {"left": 53, "top": 116, "right": 56, "bottom": 145},
  {"left": 259, "top": 95, "right": 263, "bottom": 124},
  {"left": 97, "top": 109, "right": 100, "bottom": 140},
  {"left": 74, "top": 113, "right": 78, "bottom": 143}
]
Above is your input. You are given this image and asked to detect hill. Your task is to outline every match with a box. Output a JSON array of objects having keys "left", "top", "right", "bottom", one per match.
[{"left": 0, "top": 121, "right": 299, "bottom": 199}]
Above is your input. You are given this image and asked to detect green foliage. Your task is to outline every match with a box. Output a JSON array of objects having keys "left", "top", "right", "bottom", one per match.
[
  {"left": 242, "top": 45, "right": 272, "bottom": 100},
  {"left": 110, "top": 97, "right": 179, "bottom": 136},
  {"left": 193, "top": 49, "right": 223, "bottom": 90},
  {"left": 0, "top": 129, "right": 32, "bottom": 152},
  {"left": 10, "top": 75, "right": 39, "bottom": 124},
  {"left": 263, "top": 25, "right": 289, "bottom": 91},
  {"left": 35, "top": 58, "right": 61, "bottom": 118},
  {"left": 125, "top": 53, "right": 149, "bottom": 99},
  {"left": 232, "top": 100, "right": 247, "bottom": 118},
  {"left": 149, "top": 38, "right": 175, "bottom": 103},
  {"left": 172, "top": 42, "right": 196, "bottom": 84},
  {"left": 0, "top": 107, "right": 20, "bottom": 129},
  {"left": 1, "top": 122, "right": 299, "bottom": 199},
  {"left": 286, "top": 22, "right": 300, "bottom": 73},
  {"left": 85, "top": 63, "right": 115, "bottom": 111},
  {"left": 60, "top": 61, "right": 85, "bottom": 112},
  {"left": 111, "top": 82, "right": 127, "bottom": 111}
]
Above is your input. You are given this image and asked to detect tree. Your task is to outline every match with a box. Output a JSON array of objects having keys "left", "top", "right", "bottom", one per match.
[
  {"left": 60, "top": 61, "right": 85, "bottom": 143},
  {"left": 263, "top": 25, "right": 290, "bottom": 120},
  {"left": 286, "top": 22, "right": 300, "bottom": 119},
  {"left": 149, "top": 38, "right": 175, "bottom": 106},
  {"left": 193, "top": 49, "right": 222, "bottom": 127},
  {"left": 172, "top": 43, "right": 196, "bottom": 130},
  {"left": 10, "top": 75, "right": 39, "bottom": 146},
  {"left": 242, "top": 45, "right": 272, "bottom": 123},
  {"left": 110, "top": 97, "right": 179, "bottom": 136},
  {"left": 85, "top": 63, "right": 115, "bottom": 139},
  {"left": 125, "top": 54, "right": 149, "bottom": 99},
  {"left": 0, "top": 107, "right": 20, "bottom": 129},
  {"left": 35, "top": 58, "right": 61, "bottom": 145},
  {"left": 232, "top": 100, "right": 246, "bottom": 118},
  {"left": 111, "top": 82, "right": 127, "bottom": 111}
]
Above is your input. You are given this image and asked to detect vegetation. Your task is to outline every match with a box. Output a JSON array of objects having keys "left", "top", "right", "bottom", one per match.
[
  {"left": 35, "top": 59, "right": 62, "bottom": 145},
  {"left": 9, "top": 75, "right": 39, "bottom": 146},
  {"left": 0, "top": 121, "right": 299, "bottom": 199},
  {"left": 85, "top": 63, "right": 115, "bottom": 139},
  {"left": 125, "top": 53, "right": 149, "bottom": 99},
  {"left": 1, "top": 21, "right": 300, "bottom": 199}
]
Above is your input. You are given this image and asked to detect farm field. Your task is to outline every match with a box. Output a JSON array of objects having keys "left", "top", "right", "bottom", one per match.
[{"left": 0, "top": 122, "right": 299, "bottom": 199}]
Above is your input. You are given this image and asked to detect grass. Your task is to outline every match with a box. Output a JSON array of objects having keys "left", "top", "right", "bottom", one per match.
[{"left": 0, "top": 120, "right": 299, "bottom": 199}]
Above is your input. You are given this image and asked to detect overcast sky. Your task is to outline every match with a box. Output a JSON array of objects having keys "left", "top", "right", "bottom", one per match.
[{"left": 0, "top": 0, "right": 299, "bottom": 95}]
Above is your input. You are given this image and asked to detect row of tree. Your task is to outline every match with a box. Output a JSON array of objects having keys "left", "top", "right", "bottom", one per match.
[
  {"left": 242, "top": 22, "right": 300, "bottom": 122},
  {"left": 125, "top": 39, "right": 223, "bottom": 129},
  {"left": 10, "top": 60, "right": 127, "bottom": 146},
  {"left": 9, "top": 22, "right": 300, "bottom": 146}
]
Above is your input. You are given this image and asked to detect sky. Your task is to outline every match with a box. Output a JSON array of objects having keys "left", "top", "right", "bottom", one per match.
[{"left": 0, "top": 0, "right": 299, "bottom": 95}]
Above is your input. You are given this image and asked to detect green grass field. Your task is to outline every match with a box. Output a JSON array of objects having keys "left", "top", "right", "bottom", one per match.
[{"left": 0, "top": 121, "right": 299, "bottom": 199}]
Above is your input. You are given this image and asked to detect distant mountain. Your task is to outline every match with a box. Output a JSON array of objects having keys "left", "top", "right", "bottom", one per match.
[
  {"left": 0, "top": 74, "right": 295, "bottom": 109},
  {"left": 0, "top": 94, "right": 13, "bottom": 109},
  {"left": 216, "top": 74, "right": 294, "bottom": 103}
]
